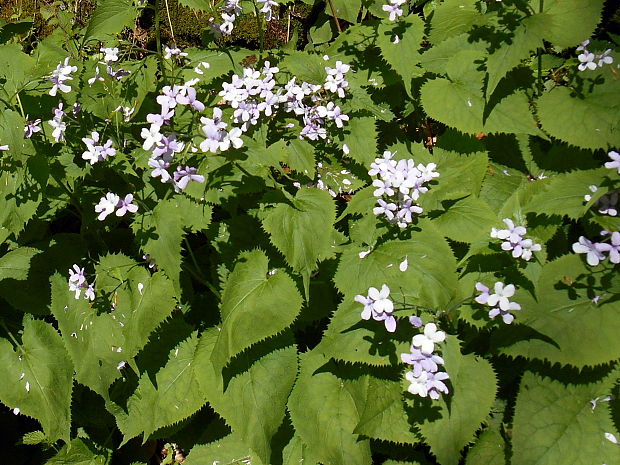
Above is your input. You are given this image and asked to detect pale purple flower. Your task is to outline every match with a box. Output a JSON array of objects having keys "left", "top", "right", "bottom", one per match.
[
  {"left": 83, "top": 284, "right": 95, "bottom": 301},
  {"left": 355, "top": 284, "right": 396, "bottom": 332},
  {"left": 176, "top": 86, "right": 205, "bottom": 111},
  {"left": 148, "top": 158, "right": 172, "bottom": 182},
  {"left": 411, "top": 323, "right": 446, "bottom": 355},
  {"left": 115, "top": 194, "right": 138, "bottom": 217},
  {"left": 606, "top": 151, "right": 620, "bottom": 174},
  {"left": 406, "top": 370, "right": 429, "bottom": 397},
  {"left": 68, "top": 264, "right": 86, "bottom": 286},
  {"left": 409, "top": 315, "right": 423, "bottom": 327},
  {"left": 88, "top": 65, "right": 105, "bottom": 86},
  {"left": 573, "top": 236, "right": 606, "bottom": 266},
  {"left": 48, "top": 57, "right": 77, "bottom": 96},
  {"left": 95, "top": 193, "right": 120, "bottom": 221},
  {"left": 173, "top": 166, "right": 205, "bottom": 191},
  {"left": 401, "top": 347, "right": 444, "bottom": 377},
  {"left": 163, "top": 45, "right": 188, "bottom": 59},
  {"left": 595, "top": 231, "right": 620, "bottom": 264},
  {"left": 426, "top": 371, "right": 450, "bottom": 400},
  {"left": 382, "top": 0, "right": 405, "bottom": 21},
  {"left": 257, "top": 0, "right": 278, "bottom": 21},
  {"left": 24, "top": 118, "right": 42, "bottom": 138}
]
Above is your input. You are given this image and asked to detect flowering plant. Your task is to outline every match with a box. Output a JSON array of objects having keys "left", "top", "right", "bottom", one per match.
[{"left": 0, "top": 0, "right": 618, "bottom": 464}]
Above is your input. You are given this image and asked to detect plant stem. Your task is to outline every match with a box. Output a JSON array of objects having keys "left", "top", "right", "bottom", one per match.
[
  {"left": 253, "top": 1, "right": 265, "bottom": 52},
  {"left": 327, "top": 0, "right": 342, "bottom": 33},
  {"left": 154, "top": 0, "right": 168, "bottom": 83},
  {"left": 536, "top": 0, "right": 544, "bottom": 96}
]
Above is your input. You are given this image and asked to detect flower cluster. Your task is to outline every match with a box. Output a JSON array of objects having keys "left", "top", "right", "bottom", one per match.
[
  {"left": 48, "top": 102, "right": 67, "bottom": 143},
  {"left": 402, "top": 323, "right": 449, "bottom": 400},
  {"left": 573, "top": 231, "right": 620, "bottom": 266},
  {"left": 475, "top": 282, "right": 521, "bottom": 324},
  {"left": 214, "top": 60, "right": 351, "bottom": 145},
  {"left": 24, "top": 117, "right": 42, "bottom": 139},
  {"left": 48, "top": 58, "right": 77, "bottom": 96},
  {"left": 68, "top": 264, "right": 95, "bottom": 301},
  {"left": 163, "top": 45, "right": 188, "bottom": 60},
  {"left": 576, "top": 40, "right": 614, "bottom": 71},
  {"left": 383, "top": 0, "right": 406, "bottom": 21},
  {"left": 355, "top": 284, "right": 396, "bottom": 332},
  {"left": 369, "top": 151, "right": 439, "bottom": 228},
  {"left": 88, "top": 46, "right": 130, "bottom": 86},
  {"left": 82, "top": 131, "right": 116, "bottom": 165},
  {"left": 210, "top": 0, "right": 278, "bottom": 36},
  {"left": 141, "top": 75, "right": 205, "bottom": 191},
  {"left": 94, "top": 193, "right": 138, "bottom": 221},
  {"left": 490, "top": 218, "right": 541, "bottom": 261}
]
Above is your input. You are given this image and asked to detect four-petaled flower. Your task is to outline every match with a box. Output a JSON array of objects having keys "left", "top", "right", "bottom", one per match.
[{"left": 411, "top": 322, "right": 446, "bottom": 354}]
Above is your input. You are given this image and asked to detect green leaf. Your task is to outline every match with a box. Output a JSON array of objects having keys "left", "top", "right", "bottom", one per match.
[
  {"left": 495, "top": 255, "right": 620, "bottom": 367},
  {"left": 197, "top": 329, "right": 297, "bottom": 464},
  {"left": 337, "top": 115, "right": 378, "bottom": 165},
  {"left": 536, "top": 82, "right": 620, "bottom": 150},
  {"left": 420, "top": 34, "right": 486, "bottom": 76},
  {"left": 210, "top": 250, "right": 303, "bottom": 371},
  {"left": 352, "top": 376, "right": 421, "bottom": 445},
  {"left": 45, "top": 438, "right": 107, "bottom": 465},
  {"left": 0, "top": 318, "right": 73, "bottom": 442},
  {"left": 433, "top": 196, "right": 499, "bottom": 243},
  {"left": 334, "top": 221, "right": 458, "bottom": 309},
  {"left": 416, "top": 338, "right": 497, "bottom": 465},
  {"left": 465, "top": 425, "right": 506, "bottom": 465},
  {"left": 524, "top": 168, "right": 609, "bottom": 219},
  {"left": 282, "top": 434, "right": 321, "bottom": 465},
  {"left": 421, "top": 78, "right": 541, "bottom": 136},
  {"left": 176, "top": 0, "right": 211, "bottom": 10},
  {"left": 428, "top": 0, "right": 484, "bottom": 44},
  {"left": 377, "top": 15, "right": 425, "bottom": 96},
  {"left": 185, "top": 434, "right": 264, "bottom": 465},
  {"left": 0, "top": 247, "right": 41, "bottom": 281},
  {"left": 83, "top": 0, "right": 138, "bottom": 42},
  {"left": 118, "top": 332, "right": 208, "bottom": 444},
  {"left": 542, "top": 0, "right": 605, "bottom": 49},
  {"left": 318, "top": 300, "right": 411, "bottom": 367},
  {"left": 511, "top": 371, "right": 620, "bottom": 465},
  {"left": 288, "top": 351, "right": 372, "bottom": 464},
  {"left": 262, "top": 188, "right": 337, "bottom": 299},
  {"left": 279, "top": 51, "right": 327, "bottom": 83},
  {"left": 326, "top": 0, "right": 362, "bottom": 24},
  {"left": 287, "top": 139, "right": 316, "bottom": 178},
  {"left": 485, "top": 14, "right": 549, "bottom": 96}
]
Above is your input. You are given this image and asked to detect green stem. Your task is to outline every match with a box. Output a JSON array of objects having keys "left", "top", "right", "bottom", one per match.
[
  {"left": 154, "top": 0, "right": 168, "bottom": 83},
  {"left": 252, "top": 1, "right": 265, "bottom": 52},
  {"left": 536, "top": 0, "right": 544, "bottom": 96},
  {"left": 182, "top": 263, "right": 221, "bottom": 300}
]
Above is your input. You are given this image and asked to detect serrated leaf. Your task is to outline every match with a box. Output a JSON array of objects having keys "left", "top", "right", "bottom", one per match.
[
  {"left": 318, "top": 300, "right": 411, "bottom": 366},
  {"left": 334, "top": 222, "right": 458, "bottom": 308},
  {"left": 428, "top": 0, "right": 484, "bottom": 44},
  {"left": 543, "top": 0, "right": 605, "bottom": 49},
  {"left": 262, "top": 188, "right": 337, "bottom": 299},
  {"left": 421, "top": 78, "right": 541, "bottom": 136},
  {"left": 537, "top": 83, "right": 620, "bottom": 150},
  {"left": 0, "top": 318, "right": 72, "bottom": 442},
  {"left": 118, "top": 332, "right": 208, "bottom": 444},
  {"left": 288, "top": 351, "right": 372, "bottom": 464},
  {"left": 45, "top": 438, "right": 107, "bottom": 465},
  {"left": 282, "top": 434, "right": 321, "bottom": 465},
  {"left": 185, "top": 434, "right": 264, "bottom": 465},
  {"left": 287, "top": 139, "right": 316, "bottom": 178},
  {"left": 486, "top": 14, "right": 549, "bottom": 95},
  {"left": 377, "top": 15, "right": 425, "bottom": 96},
  {"left": 326, "top": 0, "right": 362, "bottom": 24},
  {"left": 524, "top": 168, "right": 609, "bottom": 219},
  {"left": 83, "top": 0, "right": 138, "bottom": 42},
  {"left": 0, "top": 247, "right": 41, "bottom": 281},
  {"left": 512, "top": 371, "right": 620, "bottom": 465},
  {"left": 197, "top": 329, "right": 297, "bottom": 463},
  {"left": 415, "top": 338, "right": 497, "bottom": 465},
  {"left": 465, "top": 424, "right": 506, "bottom": 465},
  {"left": 495, "top": 255, "right": 620, "bottom": 367},
  {"left": 210, "top": 250, "right": 302, "bottom": 372},
  {"left": 337, "top": 115, "right": 378, "bottom": 165},
  {"left": 353, "top": 376, "right": 421, "bottom": 445},
  {"left": 21, "top": 430, "right": 46, "bottom": 445},
  {"left": 420, "top": 34, "right": 486, "bottom": 75},
  {"left": 433, "top": 196, "right": 498, "bottom": 243}
]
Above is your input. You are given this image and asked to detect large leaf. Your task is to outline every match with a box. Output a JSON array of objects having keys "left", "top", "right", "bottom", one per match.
[
  {"left": 415, "top": 338, "right": 497, "bottom": 465},
  {"left": 536, "top": 82, "right": 620, "bottom": 150},
  {"left": 495, "top": 255, "right": 620, "bottom": 367},
  {"left": 83, "top": 0, "right": 138, "bottom": 42},
  {"left": 337, "top": 115, "right": 378, "bottom": 165},
  {"left": 0, "top": 247, "right": 41, "bottom": 281},
  {"left": 334, "top": 221, "right": 458, "bottom": 309},
  {"left": 197, "top": 329, "right": 297, "bottom": 464},
  {"left": 524, "top": 167, "right": 609, "bottom": 219},
  {"left": 512, "top": 370, "right": 620, "bottom": 465},
  {"left": 117, "top": 332, "right": 208, "bottom": 444},
  {"left": 542, "top": 0, "right": 605, "bottom": 49},
  {"left": 185, "top": 434, "right": 264, "bottom": 465},
  {"left": 210, "top": 250, "right": 303, "bottom": 371},
  {"left": 262, "top": 188, "right": 337, "bottom": 298},
  {"left": 433, "top": 196, "right": 498, "bottom": 243},
  {"left": 0, "top": 318, "right": 73, "bottom": 442},
  {"left": 288, "top": 351, "right": 372, "bottom": 464},
  {"left": 45, "top": 438, "right": 108, "bottom": 465},
  {"left": 428, "top": 0, "right": 484, "bottom": 44}
]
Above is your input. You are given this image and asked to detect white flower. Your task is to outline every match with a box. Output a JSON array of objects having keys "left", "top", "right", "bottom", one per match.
[
  {"left": 411, "top": 323, "right": 446, "bottom": 355},
  {"left": 405, "top": 370, "right": 428, "bottom": 397},
  {"left": 100, "top": 47, "right": 119, "bottom": 62},
  {"left": 368, "top": 284, "right": 393, "bottom": 313},
  {"left": 486, "top": 282, "right": 517, "bottom": 311},
  {"left": 141, "top": 125, "right": 163, "bottom": 151},
  {"left": 572, "top": 236, "right": 606, "bottom": 266},
  {"left": 95, "top": 193, "right": 120, "bottom": 221},
  {"left": 605, "top": 151, "right": 620, "bottom": 174}
]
